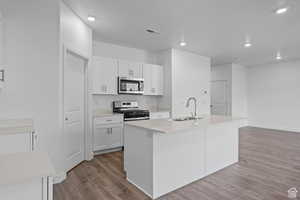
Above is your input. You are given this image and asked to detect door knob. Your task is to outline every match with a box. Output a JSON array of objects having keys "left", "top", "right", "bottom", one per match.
[{"left": 65, "top": 117, "right": 69, "bottom": 121}]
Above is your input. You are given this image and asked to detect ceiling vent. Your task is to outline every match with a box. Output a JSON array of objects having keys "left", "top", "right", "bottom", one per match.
[{"left": 146, "top": 29, "right": 160, "bottom": 35}]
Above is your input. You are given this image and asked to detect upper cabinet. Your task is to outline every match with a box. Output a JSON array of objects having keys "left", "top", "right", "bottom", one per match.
[
  {"left": 92, "top": 57, "right": 118, "bottom": 95},
  {"left": 91, "top": 56, "right": 164, "bottom": 96},
  {"left": 118, "top": 60, "right": 142, "bottom": 78},
  {"left": 143, "top": 64, "right": 164, "bottom": 95},
  {"left": 0, "top": 16, "right": 4, "bottom": 89}
]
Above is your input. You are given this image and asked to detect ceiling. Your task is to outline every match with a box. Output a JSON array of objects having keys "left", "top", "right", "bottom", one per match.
[{"left": 64, "top": 0, "right": 300, "bottom": 66}]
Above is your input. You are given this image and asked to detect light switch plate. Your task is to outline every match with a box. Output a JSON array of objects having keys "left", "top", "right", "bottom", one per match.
[{"left": 0, "top": 69, "right": 4, "bottom": 81}]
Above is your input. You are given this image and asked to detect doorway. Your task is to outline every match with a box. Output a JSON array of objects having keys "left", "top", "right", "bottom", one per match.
[
  {"left": 63, "top": 48, "right": 88, "bottom": 172},
  {"left": 210, "top": 80, "right": 229, "bottom": 115}
]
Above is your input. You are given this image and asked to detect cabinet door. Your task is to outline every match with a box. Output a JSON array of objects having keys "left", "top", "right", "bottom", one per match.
[
  {"left": 142, "top": 64, "right": 152, "bottom": 95},
  {"left": 92, "top": 57, "right": 118, "bottom": 95},
  {"left": 0, "top": 178, "right": 44, "bottom": 200},
  {"left": 0, "top": 20, "right": 4, "bottom": 89},
  {"left": 0, "top": 134, "right": 31, "bottom": 154},
  {"left": 118, "top": 60, "right": 142, "bottom": 78},
  {"left": 152, "top": 65, "right": 164, "bottom": 95},
  {"left": 109, "top": 126, "right": 123, "bottom": 148},
  {"left": 93, "top": 127, "right": 110, "bottom": 151}
]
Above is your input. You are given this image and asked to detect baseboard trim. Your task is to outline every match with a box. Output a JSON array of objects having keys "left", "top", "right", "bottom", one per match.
[
  {"left": 242, "top": 126, "right": 300, "bottom": 134},
  {"left": 53, "top": 171, "right": 67, "bottom": 184},
  {"left": 93, "top": 147, "right": 123, "bottom": 156},
  {"left": 127, "top": 178, "right": 153, "bottom": 199}
]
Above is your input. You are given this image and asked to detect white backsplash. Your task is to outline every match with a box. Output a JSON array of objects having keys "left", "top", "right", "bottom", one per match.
[{"left": 92, "top": 94, "right": 160, "bottom": 112}]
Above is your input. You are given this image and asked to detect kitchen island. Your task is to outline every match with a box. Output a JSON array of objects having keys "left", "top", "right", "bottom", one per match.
[{"left": 124, "top": 115, "right": 245, "bottom": 199}]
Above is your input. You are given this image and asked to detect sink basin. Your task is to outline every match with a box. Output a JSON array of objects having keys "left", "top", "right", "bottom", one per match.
[{"left": 173, "top": 116, "right": 203, "bottom": 121}]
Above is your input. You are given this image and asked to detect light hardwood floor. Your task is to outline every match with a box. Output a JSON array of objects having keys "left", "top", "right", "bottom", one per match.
[{"left": 54, "top": 127, "right": 300, "bottom": 200}]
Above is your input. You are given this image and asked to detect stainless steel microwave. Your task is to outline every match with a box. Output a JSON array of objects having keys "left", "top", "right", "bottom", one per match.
[{"left": 118, "top": 77, "right": 144, "bottom": 95}]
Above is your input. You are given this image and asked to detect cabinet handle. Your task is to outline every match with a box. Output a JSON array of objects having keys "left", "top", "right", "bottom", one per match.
[
  {"left": 31, "top": 131, "right": 35, "bottom": 151},
  {"left": 107, "top": 128, "right": 110, "bottom": 134},
  {"left": 110, "top": 128, "right": 113, "bottom": 134}
]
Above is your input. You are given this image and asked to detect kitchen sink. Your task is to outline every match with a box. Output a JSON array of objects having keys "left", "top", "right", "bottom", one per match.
[{"left": 172, "top": 116, "right": 203, "bottom": 121}]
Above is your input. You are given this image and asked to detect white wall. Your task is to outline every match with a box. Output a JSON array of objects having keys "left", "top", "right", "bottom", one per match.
[
  {"left": 0, "top": 12, "right": 3, "bottom": 66},
  {"left": 93, "top": 41, "right": 157, "bottom": 64},
  {"left": 0, "top": 0, "right": 61, "bottom": 170},
  {"left": 92, "top": 41, "right": 160, "bottom": 112},
  {"left": 247, "top": 60, "right": 300, "bottom": 132},
  {"left": 158, "top": 49, "right": 211, "bottom": 118},
  {"left": 231, "top": 64, "right": 247, "bottom": 118},
  {"left": 0, "top": 0, "right": 93, "bottom": 177},
  {"left": 172, "top": 49, "right": 211, "bottom": 117}
]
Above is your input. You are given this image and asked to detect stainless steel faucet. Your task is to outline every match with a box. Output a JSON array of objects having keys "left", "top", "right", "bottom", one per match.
[{"left": 186, "top": 97, "right": 197, "bottom": 117}]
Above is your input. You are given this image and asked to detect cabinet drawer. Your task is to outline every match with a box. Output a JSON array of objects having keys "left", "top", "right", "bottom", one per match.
[{"left": 94, "top": 115, "right": 123, "bottom": 125}]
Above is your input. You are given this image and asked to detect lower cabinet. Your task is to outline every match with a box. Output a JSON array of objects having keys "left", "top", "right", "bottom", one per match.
[
  {"left": 0, "top": 132, "right": 36, "bottom": 154},
  {"left": 93, "top": 116, "right": 124, "bottom": 152},
  {"left": 0, "top": 177, "right": 53, "bottom": 200}
]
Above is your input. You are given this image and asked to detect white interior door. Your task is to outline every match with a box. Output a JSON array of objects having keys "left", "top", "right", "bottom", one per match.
[
  {"left": 64, "top": 50, "right": 86, "bottom": 172},
  {"left": 211, "top": 80, "right": 228, "bottom": 115}
]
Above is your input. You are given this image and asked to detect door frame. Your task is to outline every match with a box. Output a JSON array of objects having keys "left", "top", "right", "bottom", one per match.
[
  {"left": 210, "top": 80, "right": 229, "bottom": 115},
  {"left": 62, "top": 45, "right": 90, "bottom": 172}
]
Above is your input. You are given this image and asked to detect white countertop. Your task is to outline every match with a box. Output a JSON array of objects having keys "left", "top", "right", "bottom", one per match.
[
  {"left": 0, "top": 152, "right": 55, "bottom": 185},
  {"left": 125, "top": 115, "right": 245, "bottom": 133},
  {"left": 93, "top": 109, "right": 123, "bottom": 118},
  {"left": 149, "top": 109, "right": 170, "bottom": 113},
  {"left": 0, "top": 119, "right": 34, "bottom": 136}
]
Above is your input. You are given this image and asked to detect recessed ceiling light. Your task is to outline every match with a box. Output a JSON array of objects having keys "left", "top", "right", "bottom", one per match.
[
  {"left": 244, "top": 42, "right": 252, "bottom": 48},
  {"left": 276, "top": 52, "right": 282, "bottom": 60},
  {"left": 180, "top": 41, "right": 187, "bottom": 46},
  {"left": 275, "top": 7, "right": 289, "bottom": 14},
  {"left": 87, "top": 16, "right": 96, "bottom": 22}
]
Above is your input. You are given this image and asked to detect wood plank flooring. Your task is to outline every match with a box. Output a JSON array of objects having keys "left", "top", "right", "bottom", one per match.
[{"left": 54, "top": 127, "right": 300, "bottom": 200}]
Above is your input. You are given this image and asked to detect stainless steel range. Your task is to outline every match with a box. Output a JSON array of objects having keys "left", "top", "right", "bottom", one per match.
[{"left": 113, "top": 101, "right": 150, "bottom": 121}]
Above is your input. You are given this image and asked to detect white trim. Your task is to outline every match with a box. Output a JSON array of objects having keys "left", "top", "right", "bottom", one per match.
[
  {"left": 93, "top": 147, "right": 123, "bottom": 156},
  {"left": 47, "top": 176, "right": 54, "bottom": 200},
  {"left": 62, "top": 45, "right": 90, "bottom": 172},
  {"left": 42, "top": 177, "right": 47, "bottom": 200},
  {"left": 127, "top": 178, "right": 154, "bottom": 199},
  {"left": 53, "top": 172, "right": 67, "bottom": 184}
]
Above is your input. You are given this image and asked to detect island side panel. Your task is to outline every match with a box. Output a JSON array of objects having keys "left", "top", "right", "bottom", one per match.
[
  {"left": 152, "top": 128, "right": 206, "bottom": 199},
  {"left": 205, "top": 121, "right": 239, "bottom": 176},
  {"left": 124, "top": 125, "right": 154, "bottom": 197}
]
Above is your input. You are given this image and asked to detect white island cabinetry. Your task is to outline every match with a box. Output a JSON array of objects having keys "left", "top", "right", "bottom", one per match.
[{"left": 124, "top": 116, "right": 242, "bottom": 199}]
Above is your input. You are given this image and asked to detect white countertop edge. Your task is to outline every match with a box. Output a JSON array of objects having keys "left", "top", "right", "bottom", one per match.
[
  {"left": 125, "top": 116, "right": 247, "bottom": 134},
  {"left": 0, "top": 119, "right": 34, "bottom": 136}
]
